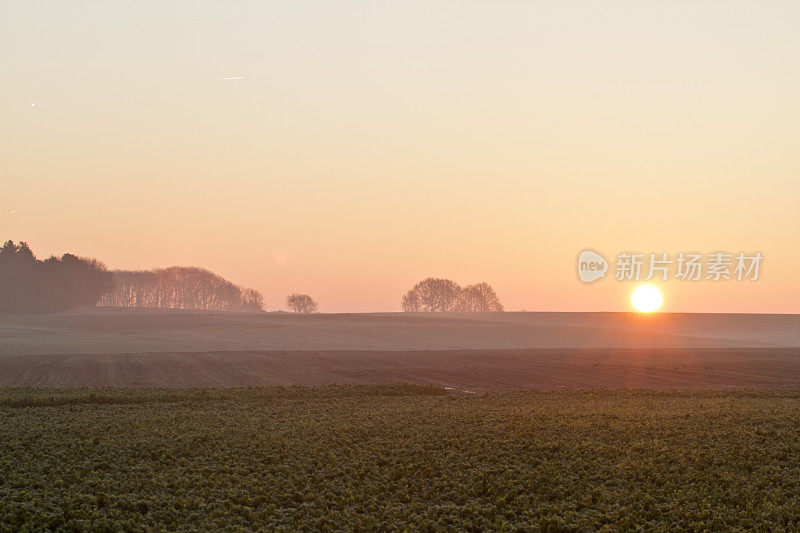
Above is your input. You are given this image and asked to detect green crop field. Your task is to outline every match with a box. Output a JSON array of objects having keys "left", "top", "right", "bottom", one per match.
[{"left": 2, "top": 385, "right": 799, "bottom": 531}]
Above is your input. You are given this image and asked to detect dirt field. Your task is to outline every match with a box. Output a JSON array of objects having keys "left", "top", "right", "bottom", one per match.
[
  {"left": 1, "top": 309, "right": 798, "bottom": 355},
  {"left": 1, "top": 347, "right": 800, "bottom": 389},
  {"left": 0, "top": 309, "right": 798, "bottom": 389}
]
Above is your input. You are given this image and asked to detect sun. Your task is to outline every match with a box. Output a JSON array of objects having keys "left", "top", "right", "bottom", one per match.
[{"left": 630, "top": 284, "right": 663, "bottom": 313}]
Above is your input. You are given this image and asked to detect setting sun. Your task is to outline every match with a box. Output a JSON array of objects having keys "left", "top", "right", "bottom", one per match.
[{"left": 631, "top": 285, "right": 663, "bottom": 313}]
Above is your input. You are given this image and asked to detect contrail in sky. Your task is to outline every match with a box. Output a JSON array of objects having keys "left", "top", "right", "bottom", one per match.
[{"left": 219, "top": 76, "right": 245, "bottom": 80}]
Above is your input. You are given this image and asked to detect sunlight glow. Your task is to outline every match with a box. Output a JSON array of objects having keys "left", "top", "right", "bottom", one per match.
[{"left": 631, "top": 285, "right": 663, "bottom": 313}]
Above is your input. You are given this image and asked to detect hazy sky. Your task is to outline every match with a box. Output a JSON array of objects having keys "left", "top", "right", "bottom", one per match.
[{"left": 3, "top": 1, "right": 799, "bottom": 312}]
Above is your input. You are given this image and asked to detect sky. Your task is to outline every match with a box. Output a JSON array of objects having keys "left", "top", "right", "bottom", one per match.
[{"left": 2, "top": 1, "right": 799, "bottom": 313}]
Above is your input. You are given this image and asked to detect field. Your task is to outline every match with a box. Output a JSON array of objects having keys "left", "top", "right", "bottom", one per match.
[
  {"left": 3, "top": 347, "right": 800, "bottom": 390},
  {"left": 2, "top": 310, "right": 799, "bottom": 529},
  {"left": 2, "top": 385, "right": 800, "bottom": 531},
  {"left": 1, "top": 310, "right": 799, "bottom": 389},
  {"left": 3, "top": 310, "right": 800, "bottom": 356}
]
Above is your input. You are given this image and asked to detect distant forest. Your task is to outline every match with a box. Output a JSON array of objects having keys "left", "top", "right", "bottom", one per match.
[
  {"left": 0, "top": 242, "right": 263, "bottom": 313},
  {"left": 2, "top": 241, "right": 504, "bottom": 315},
  {"left": 0, "top": 241, "right": 112, "bottom": 313},
  {"left": 99, "top": 267, "right": 263, "bottom": 311}
]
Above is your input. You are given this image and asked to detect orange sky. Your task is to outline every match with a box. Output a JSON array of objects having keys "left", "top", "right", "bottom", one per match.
[{"left": 2, "top": 2, "right": 799, "bottom": 312}]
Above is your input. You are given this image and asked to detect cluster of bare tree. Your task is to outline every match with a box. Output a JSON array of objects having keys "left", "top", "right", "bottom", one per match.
[
  {"left": 0, "top": 241, "right": 112, "bottom": 313},
  {"left": 286, "top": 293, "right": 318, "bottom": 313},
  {"left": 2, "top": 241, "right": 501, "bottom": 316},
  {"left": 402, "top": 278, "right": 503, "bottom": 312},
  {"left": 99, "top": 267, "right": 263, "bottom": 311}
]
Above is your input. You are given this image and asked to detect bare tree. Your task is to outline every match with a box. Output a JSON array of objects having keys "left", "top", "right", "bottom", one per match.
[
  {"left": 402, "top": 278, "right": 504, "bottom": 312},
  {"left": 401, "top": 289, "right": 421, "bottom": 312},
  {"left": 401, "top": 278, "right": 461, "bottom": 312},
  {"left": 287, "top": 293, "right": 318, "bottom": 314},
  {"left": 242, "top": 288, "right": 264, "bottom": 311},
  {"left": 455, "top": 282, "right": 504, "bottom": 312},
  {"left": 99, "top": 267, "right": 263, "bottom": 311}
]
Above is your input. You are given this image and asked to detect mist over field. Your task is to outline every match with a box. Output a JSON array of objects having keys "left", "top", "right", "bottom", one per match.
[{"left": 0, "top": 309, "right": 797, "bottom": 389}]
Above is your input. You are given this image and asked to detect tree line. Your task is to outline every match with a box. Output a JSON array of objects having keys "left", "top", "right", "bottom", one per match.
[
  {"left": 0, "top": 241, "right": 112, "bottom": 313},
  {"left": 402, "top": 278, "right": 503, "bottom": 312},
  {"left": 1, "top": 242, "right": 504, "bottom": 314},
  {"left": 0, "top": 241, "right": 264, "bottom": 313},
  {"left": 99, "top": 267, "right": 264, "bottom": 311}
]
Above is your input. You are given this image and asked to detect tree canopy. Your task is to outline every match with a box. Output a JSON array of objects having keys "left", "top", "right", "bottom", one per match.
[
  {"left": 402, "top": 278, "right": 503, "bottom": 312},
  {"left": 0, "top": 241, "right": 112, "bottom": 313},
  {"left": 286, "top": 293, "right": 318, "bottom": 314},
  {"left": 100, "top": 267, "right": 263, "bottom": 311}
]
